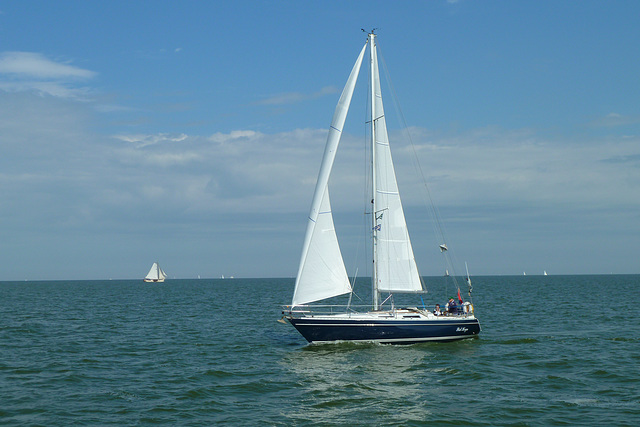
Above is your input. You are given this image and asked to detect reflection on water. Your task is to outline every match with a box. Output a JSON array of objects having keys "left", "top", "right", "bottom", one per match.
[{"left": 279, "top": 341, "right": 480, "bottom": 424}]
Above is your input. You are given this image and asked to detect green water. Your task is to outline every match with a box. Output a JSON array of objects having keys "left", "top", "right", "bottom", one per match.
[{"left": 1, "top": 275, "right": 638, "bottom": 425}]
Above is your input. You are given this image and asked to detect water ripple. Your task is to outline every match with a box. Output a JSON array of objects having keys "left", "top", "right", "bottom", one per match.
[{"left": 1, "top": 276, "right": 639, "bottom": 425}]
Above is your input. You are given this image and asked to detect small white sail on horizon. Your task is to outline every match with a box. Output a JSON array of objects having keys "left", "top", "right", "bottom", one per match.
[{"left": 144, "top": 262, "right": 167, "bottom": 283}]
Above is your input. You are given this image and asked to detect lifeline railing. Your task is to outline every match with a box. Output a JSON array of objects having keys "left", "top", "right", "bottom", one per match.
[
  {"left": 282, "top": 304, "right": 372, "bottom": 317},
  {"left": 282, "top": 304, "right": 475, "bottom": 318}
]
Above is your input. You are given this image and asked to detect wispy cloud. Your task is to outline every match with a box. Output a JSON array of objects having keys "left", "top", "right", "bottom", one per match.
[
  {"left": 0, "top": 51, "right": 96, "bottom": 99},
  {"left": 253, "top": 86, "right": 338, "bottom": 106},
  {"left": 600, "top": 153, "right": 640, "bottom": 165},
  {"left": 209, "top": 130, "right": 262, "bottom": 143},
  {"left": 589, "top": 112, "right": 640, "bottom": 128},
  {"left": 2, "top": 86, "right": 639, "bottom": 279},
  {"left": 114, "top": 133, "right": 188, "bottom": 148},
  {"left": 393, "top": 127, "right": 640, "bottom": 211},
  {"left": 0, "top": 51, "right": 96, "bottom": 79}
]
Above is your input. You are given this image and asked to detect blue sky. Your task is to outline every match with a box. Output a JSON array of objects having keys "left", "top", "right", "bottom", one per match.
[{"left": 1, "top": 0, "right": 639, "bottom": 280}]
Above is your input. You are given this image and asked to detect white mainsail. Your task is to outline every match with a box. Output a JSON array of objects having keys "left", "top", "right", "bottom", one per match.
[
  {"left": 291, "top": 43, "right": 367, "bottom": 307},
  {"left": 145, "top": 262, "right": 167, "bottom": 282},
  {"left": 369, "top": 34, "right": 422, "bottom": 294}
]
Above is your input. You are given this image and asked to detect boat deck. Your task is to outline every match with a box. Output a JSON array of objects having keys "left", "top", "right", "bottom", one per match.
[{"left": 282, "top": 306, "right": 476, "bottom": 321}]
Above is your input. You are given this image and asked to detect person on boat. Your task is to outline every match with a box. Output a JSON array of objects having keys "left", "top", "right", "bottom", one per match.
[
  {"left": 433, "top": 304, "right": 442, "bottom": 316},
  {"left": 446, "top": 297, "right": 458, "bottom": 315}
]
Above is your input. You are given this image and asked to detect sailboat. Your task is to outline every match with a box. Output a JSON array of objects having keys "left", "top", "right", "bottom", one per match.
[
  {"left": 143, "top": 262, "right": 167, "bottom": 283},
  {"left": 282, "top": 31, "right": 480, "bottom": 344}
]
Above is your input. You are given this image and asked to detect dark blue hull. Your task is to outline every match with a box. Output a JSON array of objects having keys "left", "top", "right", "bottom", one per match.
[{"left": 287, "top": 316, "right": 481, "bottom": 344}]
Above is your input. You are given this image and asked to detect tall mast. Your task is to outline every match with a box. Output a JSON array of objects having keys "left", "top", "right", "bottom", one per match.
[{"left": 369, "top": 31, "right": 380, "bottom": 310}]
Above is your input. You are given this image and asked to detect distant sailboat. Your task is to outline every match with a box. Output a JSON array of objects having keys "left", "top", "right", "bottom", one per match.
[
  {"left": 143, "top": 262, "right": 167, "bottom": 283},
  {"left": 282, "top": 31, "right": 480, "bottom": 344},
  {"left": 544, "top": 270, "right": 548, "bottom": 276}
]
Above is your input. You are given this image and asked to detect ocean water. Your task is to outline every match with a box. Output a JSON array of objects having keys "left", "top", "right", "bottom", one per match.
[{"left": 1, "top": 275, "right": 639, "bottom": 426}]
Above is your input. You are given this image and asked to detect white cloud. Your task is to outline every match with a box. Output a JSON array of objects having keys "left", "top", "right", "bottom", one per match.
[
  {"left": 208, "top": 130, "right": 262, "bottom": 143},
  {"left": 114, "top": 133, "right": 188, "bottom": 147},
  {"left": 0, "top": 80, "right": 93, "bottom": 98},
  {"left": 0, "top": 51, "right": 96, "bottom": 99},
  {"left": 390, "top": 127, "right": 640, "bottom": 211},
  {"left": 1, "top": 86, "right": 638, "bottom": 279},
  {"left": 4, "top": 89, "right": 637, "bottom": 221},
  {"left": 0, "top": 51, "right": 96, "bottom": 79},
  {"left": 254, "top": 86, "right": 338, "bottom": 106},
  {"left": 93, "top": 103, "right": 138, "bottom": 113},
  {"left": 589, "top": 112, "right": 640, "bottom": 128},
  {"left": 137, "top": 151, "right": 202, "bottom": 167}
]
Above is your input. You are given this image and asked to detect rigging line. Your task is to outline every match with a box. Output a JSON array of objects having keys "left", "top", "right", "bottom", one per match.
[
  {"left": 347, "top": 267, "right": 359, "bottom": 311},
  {"left": 376, "top": 43, "right": 445, "bottom": 240},
  {"left": 377, "top": 37, "right": 462, "bottom": 288}
]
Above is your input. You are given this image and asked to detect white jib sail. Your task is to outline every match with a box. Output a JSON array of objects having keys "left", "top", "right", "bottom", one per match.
[
  {"left": 291, "top": 42, "right": 367, "bottom": 307},
  {"left": 370, "top": 36, "right": 422, "bottom": 293}
]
